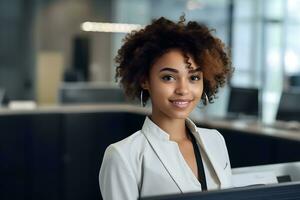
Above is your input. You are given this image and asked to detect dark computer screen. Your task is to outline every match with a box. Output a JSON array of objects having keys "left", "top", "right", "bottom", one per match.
[
  {"left": 289, "top": 75, "right": 300, "bottom": 88},
  {"left": 276, "top": 90, "right": 300, "bottom": 121},
  {"left": 0, "top": 89, "right": 9, "bottom": 106},
  {"left": 0, "top": 89, "right": 4, "bottom": 105},
  {"left": 227, "top": 87, "right": 259, "bottom": 117},
  {"left": 141, "top": 182, "right": 300, "bottom": 200},
  {"left": 58, "top": 85, "right": 129, "bottom": 104}
]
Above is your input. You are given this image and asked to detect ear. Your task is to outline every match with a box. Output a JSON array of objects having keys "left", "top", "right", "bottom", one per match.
[{"left": 140, "top": 78, "right": 149, "bottom": 90}]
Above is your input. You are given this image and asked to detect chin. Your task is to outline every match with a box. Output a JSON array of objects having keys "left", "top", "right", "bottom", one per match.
[
  {"left": 167, "top": 111, "right": 191, "bottom": 119},
  {"left": 166, "top": 101, "right": 198, "bottom": 119}
]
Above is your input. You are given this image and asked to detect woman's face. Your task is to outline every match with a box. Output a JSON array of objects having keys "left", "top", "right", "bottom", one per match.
[{"left": 143, "top": 49, "right": 203, "bottom": 120}]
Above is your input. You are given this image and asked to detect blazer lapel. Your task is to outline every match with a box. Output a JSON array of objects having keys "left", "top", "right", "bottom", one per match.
[
  {"left": 141, "top": 117, "right": 195, "bottom": 193},
  {"left": 188, "top": 122, "right": 231, "bottom": 188}
]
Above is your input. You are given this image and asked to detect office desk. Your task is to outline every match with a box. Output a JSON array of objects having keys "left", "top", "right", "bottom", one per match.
[
  {"left": 196, "top": 117, "right": 300, "bottom": 142},
  {"left": 1, "top": 105, "right": 299, "bottom": 141},
  {"left": 0, "top": 103, "right": 151, "bottom": 115}
]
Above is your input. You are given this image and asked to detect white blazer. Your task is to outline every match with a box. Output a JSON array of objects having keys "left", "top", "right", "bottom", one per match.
[{"left": 99, "top": 117, "right": 232, "bottom": 200}]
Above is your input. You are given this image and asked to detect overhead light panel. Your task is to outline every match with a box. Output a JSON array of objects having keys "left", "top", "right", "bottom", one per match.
[{"left": 81, "top": 22, "right": 144, "bottom": 33}]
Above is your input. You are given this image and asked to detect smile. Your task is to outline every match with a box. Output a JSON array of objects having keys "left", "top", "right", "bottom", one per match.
[{"left": 170, "top": 100, "right": 191, "bottom": 108}]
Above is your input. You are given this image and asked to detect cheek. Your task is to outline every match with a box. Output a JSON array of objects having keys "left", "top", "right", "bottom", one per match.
[
  {"left": 192, "top": 84, "right": 204, "bottom": 98},
  {"left": 148, "top": 81, "right": 173, "bottom": 99},
  {"left": 152, "top": 84, "right": 173, "bottom": 97}
]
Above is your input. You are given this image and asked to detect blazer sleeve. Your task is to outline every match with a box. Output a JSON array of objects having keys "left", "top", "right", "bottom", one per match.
[{"left": 99, "top": 144, "right": 139, "bottom": 200}]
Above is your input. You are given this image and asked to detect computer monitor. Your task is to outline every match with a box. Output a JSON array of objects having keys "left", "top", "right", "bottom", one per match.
[
  {"left": 57, "top": 82, "right": 139, "bottom": 105},
  {"left": 58, "top": 84, "right": 128, "bottom": 104},
  {"left": 0, "top": 88, "right": 8, "bottom": 106},
  {"left": 289, "top": 75, "right": 300, "bottom": 88},
  {"left": 227, "top": 87, "right": 259, "bottom": 117},
  {"left": 0, "top": 89, "right": 4, "bottom": 105},
  {"left": 141, "top": 181, "right": 300, "bottom": 200},
  {"left": 276, "top": 90, "right": 300, "bottom": 121}
]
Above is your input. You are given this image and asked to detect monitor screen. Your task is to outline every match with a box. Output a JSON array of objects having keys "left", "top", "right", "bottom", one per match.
[
  {"left": 0, "top": 89, "right": 4, "bottom": 105},
  {"left": 289, "top": 75, "right": 300, "bottom": 88},
  {"left": 58, "top": 84, "right": 129, "bottom": 104},
  {"left": 0, "top": 89, "right": 8, "bottom": 106},
  {"left": 276, "top": 90, "right": 300, "bottom": 121},
  {"left": 227, "top": 87, "right": 259, "bottom": 117},
  {"left": 141, "top": 182, "right": 300, "bottom": 200}
]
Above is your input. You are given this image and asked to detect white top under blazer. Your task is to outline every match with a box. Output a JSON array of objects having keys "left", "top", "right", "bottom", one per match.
[{"left": 99, "top": 116, "right": 232, "bottom": 200}]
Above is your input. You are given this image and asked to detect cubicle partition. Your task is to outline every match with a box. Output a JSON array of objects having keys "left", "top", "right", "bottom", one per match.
[
  {"left": 63, "top": 111, "right": 145, "bottom": 200},
  {"left": 0, "top": 105, "right": 146, "bottom": 200},
  {"left": 0, "top": 113, "right": 63, "bottom": 200},
  {"left": 197, "top": 121, "right": 300, "bottom": 168},
  {"left": 223, "top": 128, "right": 300, "bottom": 167}
]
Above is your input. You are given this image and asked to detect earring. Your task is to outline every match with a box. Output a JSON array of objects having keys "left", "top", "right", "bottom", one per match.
[
  {"left": 140, "top": 90, "right": 145, "bottom": 107},
  {"left": 203, "top": 92, "right": 209, "bottom": 105}
]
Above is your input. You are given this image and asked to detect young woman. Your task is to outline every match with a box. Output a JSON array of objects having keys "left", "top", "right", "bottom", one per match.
[{"left": 99, "top": 16, "right": 233, "bottom": 200}]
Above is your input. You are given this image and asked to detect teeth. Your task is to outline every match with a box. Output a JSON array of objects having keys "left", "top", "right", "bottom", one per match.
[
  {"left": 173, "top": 101, "right": 188, "bottom": 105},
  {"left": 171, "top": 101, "right": 190, "bottom": 108}
]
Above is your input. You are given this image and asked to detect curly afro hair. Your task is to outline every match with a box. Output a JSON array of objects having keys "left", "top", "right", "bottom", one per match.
[{"left": 115, "top": 16, "right": 233, "bottom": 105}]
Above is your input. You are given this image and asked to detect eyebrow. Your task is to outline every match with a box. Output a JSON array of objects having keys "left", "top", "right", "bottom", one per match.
[{"left": 159, "top": 67, "right": 202, "bottom": 73}]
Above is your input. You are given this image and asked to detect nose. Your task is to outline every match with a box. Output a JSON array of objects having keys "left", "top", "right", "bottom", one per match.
[{"left": 175, "top": 79, "right": 189, "bottom": 96}]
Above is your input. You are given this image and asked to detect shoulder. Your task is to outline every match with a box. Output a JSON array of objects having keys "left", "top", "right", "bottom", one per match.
[
  {"left": 99, "top": 132, "right": 145, "bottom": 199},
  {"left": 108, "top": 130, "right": 148, "bottom": 154},
  {"left": 102, "top": 130, "right": 148, "bottom": 168}
]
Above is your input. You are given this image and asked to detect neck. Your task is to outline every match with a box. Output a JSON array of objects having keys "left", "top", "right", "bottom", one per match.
[{"left": 150, "top": 113, "right": 189, "bottom": 142}]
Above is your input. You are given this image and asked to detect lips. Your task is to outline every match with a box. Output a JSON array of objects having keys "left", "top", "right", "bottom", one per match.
[{"left": 169, "top": 99, "right": 192, "bottom": 108}]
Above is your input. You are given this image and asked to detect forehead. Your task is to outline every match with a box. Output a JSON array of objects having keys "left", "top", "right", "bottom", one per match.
[{"left": 152, "top": 49, "right": 198, "bottom": 71}]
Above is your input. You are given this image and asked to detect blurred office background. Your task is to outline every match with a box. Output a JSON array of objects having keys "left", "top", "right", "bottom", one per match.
[
  {"left": 1, "top": 0, "right": 300, "bottom": 122},
  {"left": 1, "top": 0, "right": 300, "bottom": 200}
]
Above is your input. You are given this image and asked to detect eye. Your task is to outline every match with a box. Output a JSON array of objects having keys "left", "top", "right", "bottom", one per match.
[
  {"left": 161, "top": 75, "right": 175, "bottom": 81},
  {"left": 190, "top": 75, "right": 201, "bottom": 81}
]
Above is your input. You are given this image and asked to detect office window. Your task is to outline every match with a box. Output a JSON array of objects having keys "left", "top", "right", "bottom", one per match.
[
  {"left": 231, "top": 0, "right": 262, "bottom": 88},
  {"left": 231, "top": 0, "right": 300, "bottom": 123},
  {"left": 285, "top": 0, "right": 300, "bottom": 76}
]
